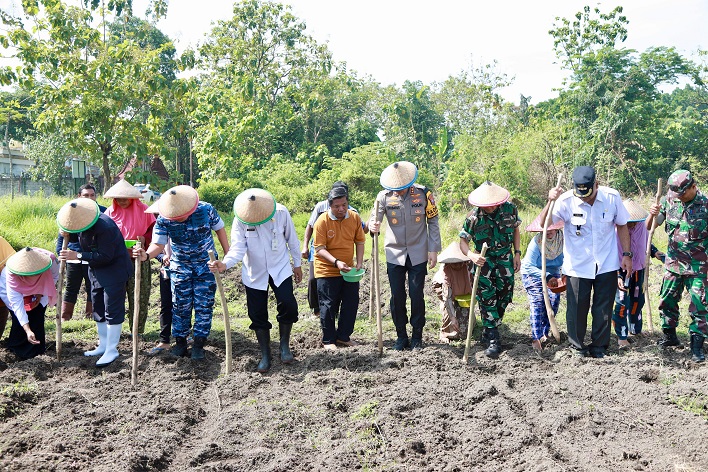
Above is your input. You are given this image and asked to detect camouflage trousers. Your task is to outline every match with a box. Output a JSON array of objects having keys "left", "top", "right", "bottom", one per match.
[
  {"left": 126, "top": 259, "right": 152, "bottom": 334},
  {"left": 659, "top": 271, "right": 708, "bottom": 336},
  {"left": 171, "top": 264, "right": 216, "bottom": 339},
  {"left": 472, "top": 253, "right": 514, "bottom": 329}
]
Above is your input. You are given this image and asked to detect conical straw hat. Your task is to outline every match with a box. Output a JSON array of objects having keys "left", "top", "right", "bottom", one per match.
[
  {"left": 57, "top": 198, "right": 100, "bottom": 233},
  {"left": 438, "top": 242, "right": 470, "bottom": 264},
  {"left": 380, "top": 161, "right": 418, "bottom": 191},
  {"left": 144, "top": 200, "right": 161, "bottom": 214},
  {"left": 158, "top": 185, "right": 199, "bottom": 220},
  {"left": 234, "top": 188, "right": 276, "bottom": 226},
  {"left": 104, "top": 179, "right": 143, "bottom": 199},
  {"left": 525, "top": 214, "right": 564, "bottom": 232},
  {"left": 6, "top": 247, "right": 52, "bottom": 276},
  {"left": 467, "top": 181, "right": 510, "bottom": 207},
  {"left": 623, "top": 199, "right": 649, "bottom": 222}
]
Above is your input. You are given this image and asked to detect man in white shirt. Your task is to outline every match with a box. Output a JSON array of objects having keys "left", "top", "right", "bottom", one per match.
[
  {"left": 210, "top": 188, "right": 302, "bottom": 373},
  {"left": 541, "top": 166, "right": 632, "bottom": 358}
]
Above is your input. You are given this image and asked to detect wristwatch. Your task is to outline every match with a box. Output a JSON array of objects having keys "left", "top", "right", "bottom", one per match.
[
  {"left": 76, "top": 252, "right": 83, "bottom": 260},
  {"left": 622, "top": 251, "right": 633, "bottom": 257}
]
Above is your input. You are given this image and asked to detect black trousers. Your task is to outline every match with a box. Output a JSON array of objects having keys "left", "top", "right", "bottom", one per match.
[
  {"left": 63, "top": 262, "right": 91, "bottom": 304},
  {"left": 387, "top": 257, "right": 427, "bottom": 335},
  {"left": 317, "top": 276, "right": 360, "bottom": 344},
  {"left": 8, "top": 303, "right": 46, "bottom": 359},
  {"left": 245, "top": 276, "right": 299, "bottom": 331},
  {"left": 158, "top": 269, "right": 173, "bottom": 344},
  {"left": 566, "top": 270, "right": 616, "bottom": 351}
]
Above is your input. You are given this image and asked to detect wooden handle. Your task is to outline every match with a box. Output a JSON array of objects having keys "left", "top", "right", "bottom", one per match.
[
  {"left": 56, "top": 237, "right": 69, "bottom": 361},
  {"left": 541, "top": 173, "right": 563, "bottom": 343},
  {"left": 209, "top": 250, "right": 232, "bottom": 374},
  {"left": 643, "top": 178, "right": 663, "bottom": 335},
  {"left": 131, "top": 242, "right": 142, "bottom": 386},
  {"left": 373, "top": 200, "right": 383, "bottom": 357},
  {"left": 463, "top": 242, "right": 488, "bottom": 363}
]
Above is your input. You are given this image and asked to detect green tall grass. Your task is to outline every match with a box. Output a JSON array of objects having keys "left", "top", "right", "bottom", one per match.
[{"left": 0, "top": 196, "right": 68, "bottom": 251}]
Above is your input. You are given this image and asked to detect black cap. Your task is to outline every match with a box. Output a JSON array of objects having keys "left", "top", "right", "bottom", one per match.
[{"left": 572, "top": 166, "right": 596, "bottom": 198}]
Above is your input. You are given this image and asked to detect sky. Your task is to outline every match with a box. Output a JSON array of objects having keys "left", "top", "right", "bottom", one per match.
[
  {"left": 3, "top": 0, "right": 706, "bottom": 103},
  {"left": 144, "top": 0, "right": 707, "bottom": 104}
]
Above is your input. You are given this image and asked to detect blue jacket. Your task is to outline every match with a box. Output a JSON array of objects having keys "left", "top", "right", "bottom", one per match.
[
  {"left": 520, "top": 236, "right": 563, "bottom": 280},
  {"left": 77, "top": 213, "right": 132, "bottom": 288}
]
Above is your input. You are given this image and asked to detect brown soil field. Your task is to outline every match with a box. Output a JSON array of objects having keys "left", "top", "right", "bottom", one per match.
[{"left": 1, "top": 266, "right": 707, "bottom": 471}]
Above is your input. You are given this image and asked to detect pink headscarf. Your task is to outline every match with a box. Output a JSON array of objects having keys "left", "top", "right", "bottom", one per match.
[
  {"left": 7, "top": 248, "right": 58, "bottom": 306},
  {"left": 105, "top": 199, "right": 156, "bottom": 242}
]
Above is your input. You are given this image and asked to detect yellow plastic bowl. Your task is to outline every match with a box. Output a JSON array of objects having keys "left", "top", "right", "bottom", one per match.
[{"left": 454, "top": 294, "right": 472, "bottom": 308}]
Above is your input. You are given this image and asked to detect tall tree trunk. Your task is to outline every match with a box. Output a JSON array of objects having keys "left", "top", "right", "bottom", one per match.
[{"left": 100, "top": 141, "right": 113, "bottom": 194}]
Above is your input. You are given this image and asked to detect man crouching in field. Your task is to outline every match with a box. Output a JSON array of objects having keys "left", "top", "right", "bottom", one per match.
[{"left": 135, "top": 185, "right": 230, "bottom": 360}]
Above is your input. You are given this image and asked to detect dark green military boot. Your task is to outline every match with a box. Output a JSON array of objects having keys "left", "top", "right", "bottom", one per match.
[
  {"left": 690, "top": 333, "right": 705, "bottom": 363},
  {"left": 484, "top": 327, "right": 502, "bottom": 359},
  {"left": 657, "top": 328, "right": 681, "bottom": 347}
]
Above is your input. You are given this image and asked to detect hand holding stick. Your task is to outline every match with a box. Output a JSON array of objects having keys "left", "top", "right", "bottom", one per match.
[
  {"left": 373, "top": 200, "right": 383, "bottom": 356},
  {"left": 463, "top": 242, "right": 488, "bottom": 363},
  {"left": 542, "top": 174, "right": 563, "bottom": 343},
  {"left": 209, "top": 250, "right": 233, "bottom": 374},
  {"left": 55, "top": 237, "right": 68, "bottom": 360},
  {"left": 131, "top": 242, "right": 142, "bottom": 386},
  {"left": 643, "top": 178, "right": 663, "bottom": 335}
]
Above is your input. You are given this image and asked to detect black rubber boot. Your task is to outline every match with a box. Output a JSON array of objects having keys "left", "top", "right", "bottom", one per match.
[
  {"left": 255, "top": 329, "right": 272, "bottom": 373},
  {"left": 484, "top": 328, "right": 502, "bottom": 359},
  {"left": 657, "top": 327, "right": 681, "bottom": 347},
  {"left": 410, "top": 327, "right": 423, "bottom": 351},
  {"left": 191, "top": 337, "right": 206, "bottom": 360},
  {"left": 690, "top": 333, "right": 705, "bottom": 363},
  {"left": 392, "top": 326, "right": 409, "bottom": 351},
  {"left": 279, "top": 323, "right": 294, "bottom": 364},
  {"left": 172, "top": 336, "right": 189, "bottom": 357}
]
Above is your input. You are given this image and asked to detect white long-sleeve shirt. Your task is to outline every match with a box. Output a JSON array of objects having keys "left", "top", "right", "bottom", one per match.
[
  {"left": 0, "top": 261, "right": 60, "bottom": 326},
  {"left": 551, "top": 186, "right": 630, "bottom": 278},
  {"left": 222, "top": 203, "right": 301, "bottom": 290}
]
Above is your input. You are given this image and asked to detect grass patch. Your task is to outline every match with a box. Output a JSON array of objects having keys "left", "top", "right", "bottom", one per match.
[{"left": 669, "top": 394, "right": 708, "bottom": 420}]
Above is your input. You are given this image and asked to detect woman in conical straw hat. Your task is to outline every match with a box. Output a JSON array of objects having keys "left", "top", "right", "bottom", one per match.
[
  {"left": 432, "top": 242, "right": 472, "bottom": 343},
  {"left": 58, "top": 198, "right": 133, "bottom": 367},
  {"left": 459, "top": 181, "right": 521, "bottom": 358},
  {"left": 0, "top": 247, "right": 59, "bottom": 359},
  {"left": 520, "top": 215, "right": 565, "bottom": 351},
  {"left": 134, "top": 185, "right": 230, "bottom": 361},
  {"left": 104, "top": 179, "right": 156, "bottom": 336},
  {"left": 612, "top": 199, "right": 664, "bottom": 349}
]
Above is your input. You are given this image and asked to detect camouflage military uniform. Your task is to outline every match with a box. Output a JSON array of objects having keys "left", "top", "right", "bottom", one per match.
[
  {"left": 153, "top": 202, "right": 222, "bottom": 339},
  {"left": 657, "top": 174, "right": 708, "bottom": 336},
  {"left": 459, "top": 202, "right": 521, "bottom": 328}
]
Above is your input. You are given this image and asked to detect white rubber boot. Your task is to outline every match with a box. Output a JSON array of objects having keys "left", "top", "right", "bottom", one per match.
[
  {"left": 96, "top": 323, "right": 122, "bottom": 367},
  {"left": 84, "top": 322, "right": 108, "bottom": 357}
]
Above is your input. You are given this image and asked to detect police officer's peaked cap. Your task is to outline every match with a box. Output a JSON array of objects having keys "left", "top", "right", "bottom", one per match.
[{"left": 572, "top": 166, "right": 596, "bottom": 198}]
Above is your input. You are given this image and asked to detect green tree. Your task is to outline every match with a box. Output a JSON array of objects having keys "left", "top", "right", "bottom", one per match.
[
  {"left": 1, "top": 1, "right": 174, "bottom": 191},
  {"left": 24, "top": 133, "right": 70, "bottom": 195}
]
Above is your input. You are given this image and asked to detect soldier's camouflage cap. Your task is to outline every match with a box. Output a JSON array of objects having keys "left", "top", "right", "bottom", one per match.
[{"left": 667, "top": 170, "right": 694, "bottom": 199}]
